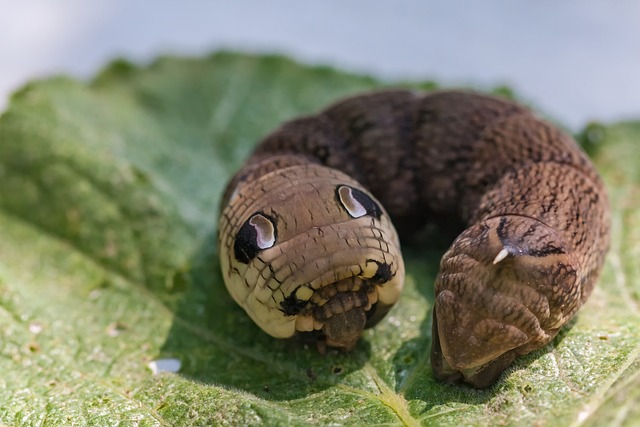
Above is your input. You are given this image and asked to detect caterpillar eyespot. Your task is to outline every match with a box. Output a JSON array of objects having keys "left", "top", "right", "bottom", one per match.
[
  {"left": 336, "top": 185, "right": 383, "bottom": 219},
  {"left": 218, "top": 90, "right": 610, "bottom": 387},
  {"left": 233, "top": 213, "right": 277, "bottom": 264}
]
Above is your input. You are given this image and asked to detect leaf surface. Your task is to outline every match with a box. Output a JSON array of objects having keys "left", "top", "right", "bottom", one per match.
[{"left": 0, "top": 52, "right": 638, "bottom": 426}]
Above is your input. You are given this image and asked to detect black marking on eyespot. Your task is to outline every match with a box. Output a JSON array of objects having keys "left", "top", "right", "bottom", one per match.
[
  {"left": 234, "top": 212, "right": 277, "bottom": 264},
  {"left": 368, "top": 260, "right": 393, "bottom": 284},
  {"left": 279, "top": 287, "right": 309, "bottom": 316},
  {"left": 336, "top": 185, "right": 382, "bottom": 220}
]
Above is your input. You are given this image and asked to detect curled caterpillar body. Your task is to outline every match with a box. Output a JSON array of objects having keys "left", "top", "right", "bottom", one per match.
[{"left": 218, "top": 90, "right": 610, "bottom": 386}]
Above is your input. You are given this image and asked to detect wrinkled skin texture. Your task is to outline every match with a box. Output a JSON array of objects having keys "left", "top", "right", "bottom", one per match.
[{"left": 218, "top": 90, "right": 610, "bottom": 387}]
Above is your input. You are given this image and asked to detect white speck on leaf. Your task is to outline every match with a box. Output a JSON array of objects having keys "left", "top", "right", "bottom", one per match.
[
  {"left": 106, "top": 321, "right": 128, "bottom": 337},
  {"left": 148, "top": 358, "right": 181, "bottom": 375},
  {"left": 28, "top": 321, "right": 43, "bottom": 334},
  {"left": 577, "top": 408, "right": 591, "bottom": 423}
]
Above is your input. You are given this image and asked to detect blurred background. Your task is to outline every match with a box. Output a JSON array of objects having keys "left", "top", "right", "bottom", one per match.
[{"left": 1, "top": 0, "right": 638, "bottom": 130}]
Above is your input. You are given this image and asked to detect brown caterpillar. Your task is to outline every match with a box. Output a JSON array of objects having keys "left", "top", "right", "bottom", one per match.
[{"left": 218, "top": 90, "right": 610, "bottom": 388}]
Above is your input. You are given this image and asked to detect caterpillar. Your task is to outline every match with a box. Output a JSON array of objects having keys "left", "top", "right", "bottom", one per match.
[{"left": 217, "top": 90, "right": 610, "bottom": 388}]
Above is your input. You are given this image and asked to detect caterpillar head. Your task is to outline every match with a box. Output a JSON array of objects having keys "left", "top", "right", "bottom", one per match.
[{"left": 219, "top": 161, "right": 404, "bottom": 350}]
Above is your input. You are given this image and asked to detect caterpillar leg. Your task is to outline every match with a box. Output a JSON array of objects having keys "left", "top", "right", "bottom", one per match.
[{"left": 430, "top": 215, "right": 580, "bottom": 387}]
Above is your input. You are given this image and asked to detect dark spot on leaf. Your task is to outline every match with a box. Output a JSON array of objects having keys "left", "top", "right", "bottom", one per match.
[
  {"left": 106, "top": 321, "right": 128, "bottom": 337},
  {"left": 131, "top": 166, "right": 150, "bottom": 184},
  {"left": 306, "top": 368, "right": 317, "bottom": 381},
  {"left": 168, "top": 269, "right": 190, "bottom": 293}
]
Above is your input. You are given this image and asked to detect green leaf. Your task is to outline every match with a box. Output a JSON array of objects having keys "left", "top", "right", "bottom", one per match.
[{"left": 0, "top": 52, "right": 638, "bottom": 426}]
